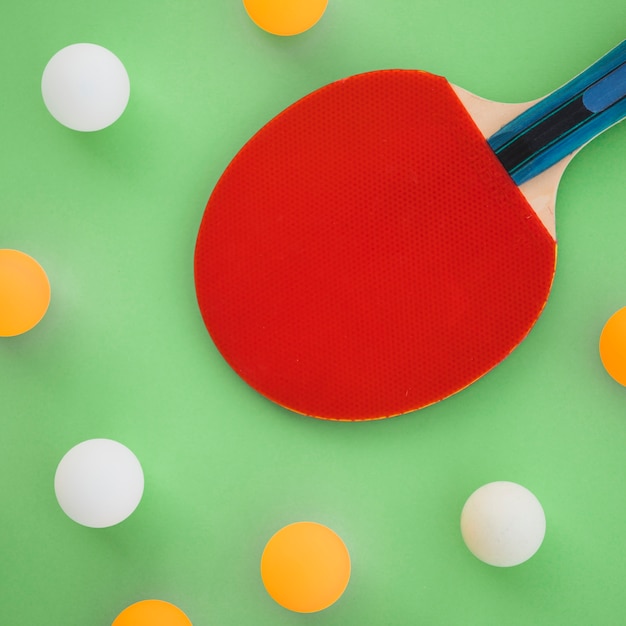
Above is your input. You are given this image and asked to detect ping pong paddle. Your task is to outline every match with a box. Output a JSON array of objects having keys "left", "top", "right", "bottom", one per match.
[{"left": 195, "top": 40, "right": 626, "bottom": 421}]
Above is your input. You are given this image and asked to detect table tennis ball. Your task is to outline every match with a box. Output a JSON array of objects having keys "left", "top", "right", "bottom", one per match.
[
  {"left": 599, "top": 307, "right": 626, "bottom": 386},
  {"left": 460, "top": 481, "right": 546, "bottom": 567},
  {"left": 261, "top": 521, "right": 350, "bottom": 612},
  {"left": 42, "top": 43, "right": 130, "bottom": 131},
  {"left": 54, "top": 439, "right": 144, "bottom": 528},
  {"left": 112, "top": 600, "right": 192, "bottom": 626},
  {"left": 243, "top": 0, "right": 328, "bottom": 36},
  {"left": 0, "top": 249, "right": 51, "bottom": 337}
]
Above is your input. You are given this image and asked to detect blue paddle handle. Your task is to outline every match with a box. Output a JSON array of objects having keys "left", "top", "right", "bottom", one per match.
[{"left": 488, "top": 40, "right": 626, "bottom": 185}]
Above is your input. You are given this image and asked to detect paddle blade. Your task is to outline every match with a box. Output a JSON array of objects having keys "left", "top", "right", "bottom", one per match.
[{"left": 195, "top": 70, "right": 556, "bottom": 420}]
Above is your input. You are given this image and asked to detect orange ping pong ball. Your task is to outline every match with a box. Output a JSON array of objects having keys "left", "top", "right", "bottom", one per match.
[
  {"left": 243, "top": 0, "right": 328, "bottom": 36},
  {"left": 112, "top": 600, "right": 192, "bottom": 626},
  {"left": 599, "top": 307, "right": 626, "bottom": 386},
  {"left": 0, "top": 249, "right": 51, "bottom": 337},
  {"left": 260, "top": 521, "right": 351, "bottom": 613}
]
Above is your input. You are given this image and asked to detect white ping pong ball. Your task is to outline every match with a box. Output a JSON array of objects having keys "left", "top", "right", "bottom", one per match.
[
  {"left": 42, "top": 43, "right": 130, "bottom": 131},
  {"left": 54, "top": 438, "right": 144, "bottom": 528},
  {"left": 460, "top": 481, "right": 546, "bottom": 567}
]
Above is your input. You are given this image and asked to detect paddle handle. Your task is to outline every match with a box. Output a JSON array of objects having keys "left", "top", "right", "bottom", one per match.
[{"left": 488, "top": 40, "right": 626, "bottom": 185}]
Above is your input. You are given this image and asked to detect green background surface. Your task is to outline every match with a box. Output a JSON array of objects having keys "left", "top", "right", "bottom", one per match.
[{"left": 1, "top": 1, "right": 625, "bottom": 624}]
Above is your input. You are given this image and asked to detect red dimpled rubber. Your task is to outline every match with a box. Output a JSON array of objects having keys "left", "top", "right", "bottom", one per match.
[{"left": 194, "top": 71, "right": 556, "bottom": 420}]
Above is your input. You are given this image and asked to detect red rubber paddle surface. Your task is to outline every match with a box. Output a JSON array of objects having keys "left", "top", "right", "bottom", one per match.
[{"left": 195, "top": 71, "right": 556, "bottom": 420}]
